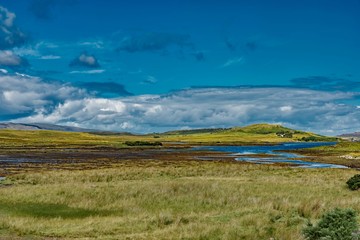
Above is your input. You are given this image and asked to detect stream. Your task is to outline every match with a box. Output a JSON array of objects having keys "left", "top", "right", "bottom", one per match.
[{"left": 194, "top": 142, "right": 347, "bottom": 168}]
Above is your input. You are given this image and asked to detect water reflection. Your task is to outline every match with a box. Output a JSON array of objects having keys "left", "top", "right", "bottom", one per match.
[{"left": 194, "top": 142, "right": 347, "bottom": 168}]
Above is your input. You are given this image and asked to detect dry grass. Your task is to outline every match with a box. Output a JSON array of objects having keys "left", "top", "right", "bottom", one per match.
[{"left": 0, "top": 161, "right": 359, "bottom": 239}]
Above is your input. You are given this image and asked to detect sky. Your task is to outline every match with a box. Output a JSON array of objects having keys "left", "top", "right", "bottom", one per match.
[{"left": 0, "top": 0, "right": 359, "bottom": 135}]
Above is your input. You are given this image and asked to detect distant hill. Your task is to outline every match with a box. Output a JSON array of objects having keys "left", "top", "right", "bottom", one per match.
[
  {"left": 0, "top": 122, "right": 337, "bottom": 143},
  {"left": 165, "top": 124, "right": 304, "bottom": 136},
  {"left": 337, "top": 132, "right": 360, "bottom": 142},
  {"left": 338, "top": 132, "right": 360, "bottom": 138},
  {"left": 164, "top": 128, "right": 230, "bottom": 135},
  {"left": 0, "top": 122, "right": 337, "bottom": 144},
  {"left": 230, "top": 124, "right": 301, "bottom": 134},
  {"left": 0, "top": 122, "right": 97, "bottom": 133},
  {"left": 161, "top": 123, "right": 337, "bottom": 143},
  {"left": 0, "top": 122, "right": 136, "bottom": 136}
]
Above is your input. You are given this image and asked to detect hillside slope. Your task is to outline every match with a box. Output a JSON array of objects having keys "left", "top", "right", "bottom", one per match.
[
  {"left": 0, "top": 123, "right": 337, "bottom": 148},
  {"left": 0, "top": 122, "right": 95, "bottom": 132},
  {"left": 160, "top": 124, "right": 337, "bottom": 144}
]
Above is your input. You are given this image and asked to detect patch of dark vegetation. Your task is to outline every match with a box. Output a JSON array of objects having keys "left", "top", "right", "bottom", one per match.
[
  {"left": 0, "top": 202, "right": 113, "bottom": 219},
  {"left": 300, "top": 136, "right": 338, "bottom": 142},
  {"left": 124, "top": 141, "right": 163, "bottom": 147},
  {"left": 347, "top": 174, "right": 360, "bottom": 191},
  {"left": 164, "top": 128, "right": 229, "bottom": 135},
  {"left": 303, "top": 208, "right": 359, "bottom": 240}
]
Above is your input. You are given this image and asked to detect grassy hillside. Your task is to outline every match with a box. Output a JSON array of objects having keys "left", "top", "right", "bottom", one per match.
[
  {"left": 0, "top": 124, "right": 337, "bottom": 150},
  {"left": 0, "top": 161, "right": 357, "bottom": 239},
  {"left": 158, "top": 124, "right": 337, "bottom": 144},
  {"left": 0, "top": 129, "right": 126, "bottom": 148}
]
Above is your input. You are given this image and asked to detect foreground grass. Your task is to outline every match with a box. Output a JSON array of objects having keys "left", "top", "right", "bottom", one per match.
[{"left": 0, "top": 161, "right": 359, "bottom": 239}]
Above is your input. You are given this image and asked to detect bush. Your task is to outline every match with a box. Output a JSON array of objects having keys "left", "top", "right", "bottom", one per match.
[
  {"left": 347, "top": 174, "right": 360, "bottom": 191},
  {"left": 303, "top": 208, "right": 359, "bottom": 240},
  {"left": 124, "top": 141, "right": 162, "bottom": 147}
]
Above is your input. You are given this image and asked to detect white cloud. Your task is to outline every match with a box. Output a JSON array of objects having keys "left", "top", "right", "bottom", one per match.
[
  {"left": 280, "top": 106, "right": 292, "bottom": 112},
  {"left": 14, "top": 86, "right": 360, "bottom": 135},
  {"left": 78, "top": 40, "right": 104, "bottom": 49},
  {"left": 220, "top": 57, "right": 244, "bottom": 68},
  {"left": 69, "top": 52, "right": 100, "bottom": 68},
  {"left": 40, "top": 55, "right": 61, "bottom": 60},
  {"left": 0, "top": 73, "right": 86, "bottom": 116},
  {"left": 142, "top": 75, "right": 158, "bottom": 84},
  {"left": 0, "top": 6, "right": 27, "bottom": 49},
  {"left": 0, "top": 50, "right": 27, "bottom": 66},
  {"left": 0, "top": 6, "right": 15, "bottom": 28},
  {"left": 69, "top": 69, "right": 105, "bottom": 74}
]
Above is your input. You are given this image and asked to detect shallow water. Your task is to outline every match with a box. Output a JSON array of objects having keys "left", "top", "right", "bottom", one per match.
[
  {"left": 0, "top": 158, "right": 42, "bottom": 164},
  {"left": 194, "top": 142, "right": 347, "bottom": 168}
]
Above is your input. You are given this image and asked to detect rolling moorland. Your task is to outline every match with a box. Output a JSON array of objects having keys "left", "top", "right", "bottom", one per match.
[{"left": 0, "top": 123, "right": 359, "bottom": 239}]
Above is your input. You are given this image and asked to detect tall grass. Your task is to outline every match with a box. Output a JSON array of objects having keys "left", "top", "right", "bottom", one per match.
[{"left": 0, "top": 161, "right": 358, "bottom": 239}]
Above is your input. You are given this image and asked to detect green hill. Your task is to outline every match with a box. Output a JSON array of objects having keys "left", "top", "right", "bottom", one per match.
[
  {"left": 159, "top": 123, "right": 337, "bottom": 144},
  {"left": 0, "top": 124, "right": 337, "bottom": 149},
  {"left": 232, "top": 123, "right": 298, "bottom": 134}
]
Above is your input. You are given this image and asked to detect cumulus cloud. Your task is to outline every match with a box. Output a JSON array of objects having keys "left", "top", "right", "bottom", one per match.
[
  {"left": 69, "top": 52, "right": 100, "bottom": 68},
  {"left": 116, "top": 32, "right": 192, "bottom": 53},
  {"left": 15, "top": 87, "right": 360, "bottom": 135},
  {"left": 0, "top": 6, "right": 28, "bottom": 49},
  {"left": 0, "top": 73, "right": 86, "bottom": 119},
  {"left": 0, "top": 50, "right": 29, "bottom": 67}
]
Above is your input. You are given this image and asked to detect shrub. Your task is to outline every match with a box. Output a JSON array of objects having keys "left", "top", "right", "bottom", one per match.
[
  {"left": 347, "top": 174, "right": 360, "bottom": 191},
  {"left": 303, "top": 208, "right": 359, "bottom": 240},
  {"left": 124, "top": 141, "right": 162, "bottom": 147}
]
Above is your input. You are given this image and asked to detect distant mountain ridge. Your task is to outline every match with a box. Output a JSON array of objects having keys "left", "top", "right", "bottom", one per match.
[
  {"left": 0, "top": 122, "right": 96, "bottom": 132},
  {"left": 164, "top": 124, "right": 304, "bottom": 135},
  {"left": 0, "top": 122, "right": 334, "bottom": 140},
  {"left": 338, "top": 132, "right": 360, "bottom": 138}
]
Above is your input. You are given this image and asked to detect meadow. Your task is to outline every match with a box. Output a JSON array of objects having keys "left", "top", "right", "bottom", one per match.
[
  {"left": 0, "top": 160, "right": 359, "bottom": 240},
  {"left": 0, "top": 125, "right": 359, "bottom": 239},
  {"left": 0, "top": 124, "right": 336, "bottom": 150}
]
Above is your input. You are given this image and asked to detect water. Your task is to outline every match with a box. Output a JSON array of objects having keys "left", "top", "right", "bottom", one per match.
[
  {"left": 0, "top": 158, "right": 42, "bottom": 164},
  {"left": 194, "top": 142, "right": 347, "bottom": 168},
  {"left": 0, "top": 177, "right": 5, "bottom": 181}
]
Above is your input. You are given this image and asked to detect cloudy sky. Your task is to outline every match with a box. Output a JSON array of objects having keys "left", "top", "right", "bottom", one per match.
[{"left": 0, "top": 0, "right": 359, "bottom": 135}]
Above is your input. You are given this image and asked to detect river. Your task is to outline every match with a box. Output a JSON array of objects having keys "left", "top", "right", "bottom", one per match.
[{"left": 194, "top": 142, "right": 347, "bottom": 168}]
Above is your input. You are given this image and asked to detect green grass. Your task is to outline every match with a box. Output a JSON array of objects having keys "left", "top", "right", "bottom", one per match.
[
  {"left": 0, "top": 126, "right": 355, "bottom": 239},
  {"left": 0, "top": 129, "right": 126, "bottom": 148},
  {"left": 312, "top": 141, "right": 360, "bottom": 155},
  {"left": 157, "top": 123, "right": 337, "bottom": 144},
  {"left": 0, "top": 124, "right": 337, "bottom": 150},
  {"left": 0, "top": 161, "right": 359, "bottom": 239}
]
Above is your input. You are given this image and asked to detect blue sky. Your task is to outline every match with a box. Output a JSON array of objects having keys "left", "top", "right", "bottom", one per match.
[{"left": 0, "top": 0, "right": 359, "bottom": 134}]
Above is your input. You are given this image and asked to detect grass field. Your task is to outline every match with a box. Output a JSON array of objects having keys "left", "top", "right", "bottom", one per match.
[
  {"left": 0, "top": 161, "right": 359, "bottom": 240},
  {"left": 0, "top": 125, "right": 358, "bottom": 239},
  {"left": 308, "top": 141, "right": 360, "bottom": 157},
  {"left": 0, "top": 124, "right": 337, "bottom": 150}
]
